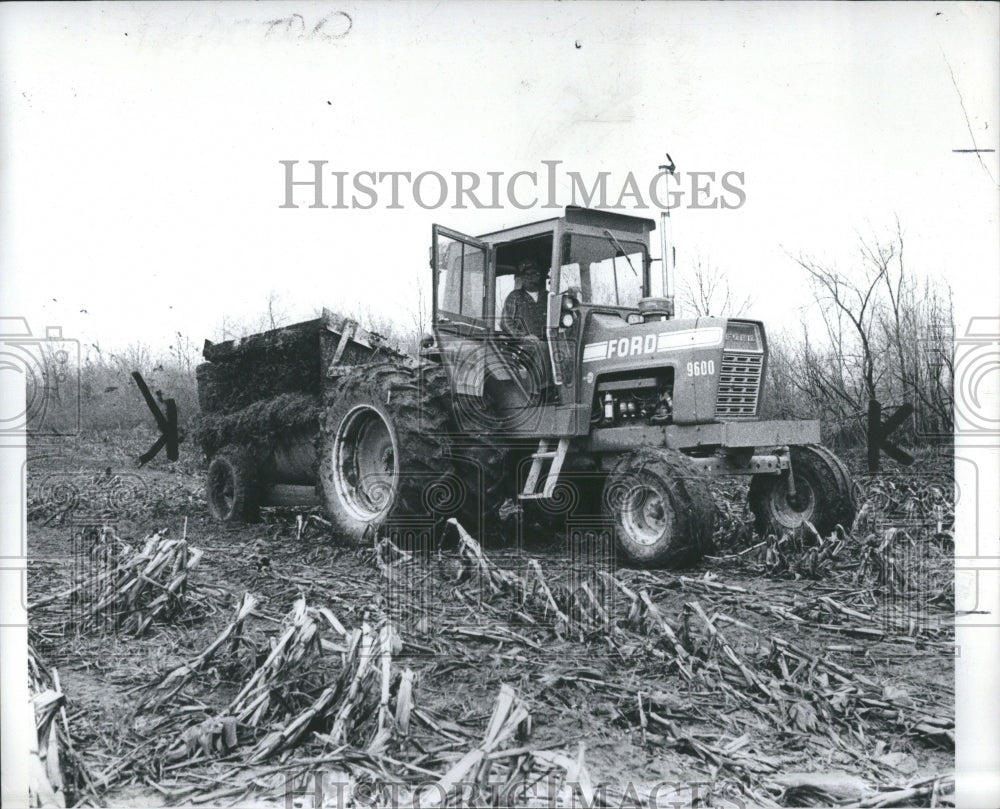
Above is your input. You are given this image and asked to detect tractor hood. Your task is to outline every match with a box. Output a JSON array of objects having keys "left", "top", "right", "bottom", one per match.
[
  {"left": 573, "top": 314, "right": 767, "bottom": 426},
  {"left": 580, "top": 314, "right": 728, "bottom": 373}
]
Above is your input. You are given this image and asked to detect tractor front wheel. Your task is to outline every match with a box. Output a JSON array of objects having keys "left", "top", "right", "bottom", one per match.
[
  {"left": 603, "top": 448, "right": 715, "bottom": 568},
  {"left": 748, "top": 444, "right": 857, "bottom": 537}
]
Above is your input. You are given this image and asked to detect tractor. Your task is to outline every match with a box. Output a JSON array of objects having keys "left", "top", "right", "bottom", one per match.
[{"left": 196, "top": 205, "right": 856, "bottom": 567}]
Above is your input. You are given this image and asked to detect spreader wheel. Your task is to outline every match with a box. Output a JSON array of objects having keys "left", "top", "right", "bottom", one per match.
[{"left": 206, "top": 446, "right": 260, "bottom": 523}]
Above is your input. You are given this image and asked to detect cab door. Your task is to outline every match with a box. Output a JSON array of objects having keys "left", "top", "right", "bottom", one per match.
[{"left": 431, "top": 225, "right": 493, "bottom": 396}]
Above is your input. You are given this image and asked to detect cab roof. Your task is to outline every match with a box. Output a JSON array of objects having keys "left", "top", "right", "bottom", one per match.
[{"left": 476, "top": 206, "right": 656, "bottom": 244}]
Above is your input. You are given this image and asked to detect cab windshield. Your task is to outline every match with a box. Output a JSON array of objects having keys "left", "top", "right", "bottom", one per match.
[{"left": 558, "top": 233, "right": 648, "bottom": 307}]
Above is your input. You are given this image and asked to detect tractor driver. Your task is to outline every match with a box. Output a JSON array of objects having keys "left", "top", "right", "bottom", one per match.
[
  {"left": 501, "top": 258, "right": 548, "bottom": 339},
  {"left": 500, "top": 257, "right": 553, "bottom": 398}
]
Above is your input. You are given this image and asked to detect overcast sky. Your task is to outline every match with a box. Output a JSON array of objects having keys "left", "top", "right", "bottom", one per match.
[{"left": 1, "top": 1, "right": 997, "bottom": 355}]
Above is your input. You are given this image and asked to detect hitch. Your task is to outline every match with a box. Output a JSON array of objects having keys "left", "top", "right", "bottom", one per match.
[{"left": 780, "top": 446, "right": 796, "bottom": 499}]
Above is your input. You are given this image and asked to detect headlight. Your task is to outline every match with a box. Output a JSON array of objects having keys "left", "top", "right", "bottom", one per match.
[
  {"left": 561, "top": 295, "right": 577, "bottom": 311},
  {"left": 561, "top": 312, "right": 575, "bottom": 328}
]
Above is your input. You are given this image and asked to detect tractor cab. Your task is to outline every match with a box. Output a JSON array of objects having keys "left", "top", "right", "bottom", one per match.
[{"left": 429, "top": 206, "right": 660, "bottom": 435}]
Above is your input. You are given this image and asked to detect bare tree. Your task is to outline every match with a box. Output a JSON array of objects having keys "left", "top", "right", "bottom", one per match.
[
  {"left": 774, "top": 222, "right": 954, "bottom": 447},
  {"left": 168, "top": 331, "right": 200, "bottom": 374},
  {"left": 870, "top": 220, "right": 953, "bottom": 437},
  {"left": 215, "top": 293, "right": 291, "bottom": 342},
  {"left": 793, "top": 249, "right": 887, "bottom": 408},
  {"left": 264, "top": 290, "right": 288, "bottom": 330},
  {"left": 677, "top": 258, "right": 753, "bottom": 318},
  {"left": 404, "top": 277, "right": 429, "bottom": 340}
]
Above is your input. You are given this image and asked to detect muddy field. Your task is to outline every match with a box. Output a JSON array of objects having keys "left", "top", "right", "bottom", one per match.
[{"left": 26, "top": 429, "right": 955, "bottom": 808}]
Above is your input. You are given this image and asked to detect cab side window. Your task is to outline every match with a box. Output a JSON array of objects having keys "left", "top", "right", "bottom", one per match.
[{"left": 436, "top": 235, "right": 486, "bottom": 321}]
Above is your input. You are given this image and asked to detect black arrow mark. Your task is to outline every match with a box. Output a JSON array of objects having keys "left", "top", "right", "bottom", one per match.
[
  {"left": 132, "top": 371, "right": 180, "bottom": 465},
  {"left": 867, "top": 400, "right": 915, "bottom": 473}
]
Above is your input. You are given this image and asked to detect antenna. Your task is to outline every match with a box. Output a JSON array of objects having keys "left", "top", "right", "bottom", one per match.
[{"left": 658, "top": 154, "right": 677, "bottom": 319}]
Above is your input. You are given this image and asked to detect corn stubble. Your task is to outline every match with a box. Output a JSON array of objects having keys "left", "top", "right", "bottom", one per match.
[{"left": 28, "top": 465, "right": 955, "bottom": 807}]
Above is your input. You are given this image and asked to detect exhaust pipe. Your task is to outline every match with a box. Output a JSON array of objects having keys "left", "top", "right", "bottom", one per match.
[{"left": 658, "top": 154, "right": 677, "bottom": 319}]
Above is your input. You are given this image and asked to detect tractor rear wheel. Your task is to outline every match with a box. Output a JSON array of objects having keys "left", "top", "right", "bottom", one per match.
[
  {"left": 603, "top": 448, "right": 715, "bottom": 568},
  {"left": 206, "top": 446, "right": 260, "bottom": 522},
  {"left": 748, "top": 444, "right": 857, "bottom": 537},
  {"left": 318, "top": 362, "right": 458, "bottom": 543}
]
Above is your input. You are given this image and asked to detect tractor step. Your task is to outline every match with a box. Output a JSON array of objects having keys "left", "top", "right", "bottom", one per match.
[{"left": 519, "top": 438, "right": 570, "bottom": 500}]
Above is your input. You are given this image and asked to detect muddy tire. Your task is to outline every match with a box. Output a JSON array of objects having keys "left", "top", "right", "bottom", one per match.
[
  {"left": 206, "top": 446, "right": 260, "bottom": 522},
  {"left": 748, "top": 444, "right": 857, "bottom": 537},
  {"left": 317, "top": 362, "right": 458, "bottom": 543},
  {"left": 603, "top": 448, "right": 715, "bottom": 568}
]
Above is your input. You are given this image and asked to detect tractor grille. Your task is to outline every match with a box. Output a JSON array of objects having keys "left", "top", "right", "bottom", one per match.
[{"left": 715, "top": 353, "right": 763, "bottom": 419}]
